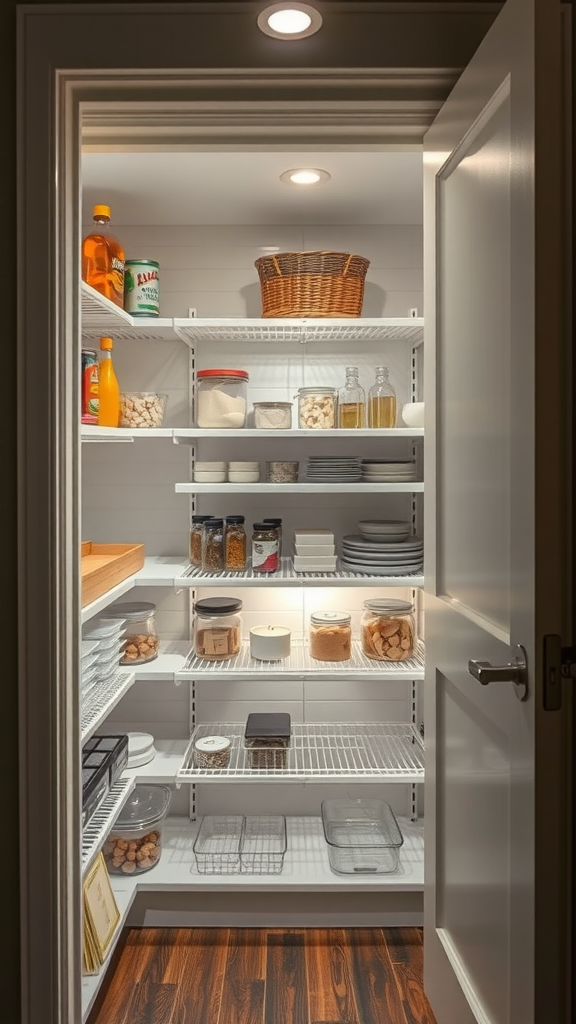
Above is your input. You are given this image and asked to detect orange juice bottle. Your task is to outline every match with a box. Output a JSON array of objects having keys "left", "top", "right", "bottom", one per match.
[
  {"left": 82, "top": 204, "right": 125, "bottom": 308},
  {"left": 97, "top": 337, "right": 120, "bottom": 427}
]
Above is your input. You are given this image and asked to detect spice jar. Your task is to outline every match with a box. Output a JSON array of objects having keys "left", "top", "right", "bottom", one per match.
[
  {"left": 107, "top": 600, "right": 160, "bottom": 664},
  {"left": 361, "top": 599, "right": 415, "bottom": 661},
  {"left": 251, "top": 522, "right": 280, "bottom": 574},
  {"left": 201, "top": 518, "right": 224, "bottom": 572},
  {"left": 296, "top": 387, "right": 337, "bottom": 429},
  {"left": 194, "top": 735, "right": 232, "bottom": 769},
  {"left": 225, "top": 515, "right": 247, "bottom": 572},
  {"left": 194, "top": 597, "right": 243, "bottom": 661},
  {"left": 196, "top": 369, "right": 249, "bottom": 428},
  {"left": 189, "top": 513, "right": 215, "bottom": 566},
  {"left": 309, "top": 611, "right": 352, "bottom": 662},
  {"left": 262, "top": 518, "right": 282, "bottom": 555}
]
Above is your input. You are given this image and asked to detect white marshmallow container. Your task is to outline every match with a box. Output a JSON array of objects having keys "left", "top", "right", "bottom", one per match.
[{"left": 249, "top": 625, "right": 292, "bottom": 661}]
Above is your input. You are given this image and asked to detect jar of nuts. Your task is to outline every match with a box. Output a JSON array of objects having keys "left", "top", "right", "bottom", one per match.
[
  {"left": 361, "top": 599, "right": 415, "bottom": 662},
  {"left": 295, "top": 387, "right": 337, "bottom": 429},
  {"left": 107, "top": 601, "right": 160, "bottom": 664},
  {"left": 103, "top": 784, "right": 171, "bottom": 875}
]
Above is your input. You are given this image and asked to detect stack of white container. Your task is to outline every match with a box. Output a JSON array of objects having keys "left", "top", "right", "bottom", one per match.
[
  {"left": 293, "top": 529, "right": 337, "bottom": 572},
  {"left": 81, "top": 618, "right": 127, "bottom": 698}
]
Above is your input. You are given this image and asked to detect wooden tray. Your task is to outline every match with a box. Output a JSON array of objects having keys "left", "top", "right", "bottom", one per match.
[{"left": 81, "top": 542, "right": 145, "bottom": 608}]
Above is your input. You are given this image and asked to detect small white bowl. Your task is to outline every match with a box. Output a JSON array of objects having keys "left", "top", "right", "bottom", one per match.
[
  {"left": 194, "top": 470, "right": 227, "bottom": 483},
  {"left": 401, "top": 402, "right": 425, "bottom": 428},
  {"left": 228, "top": 470, "right": 260, "bottom": 483},
  {"left": 194, "top": 461, "right": 227, "bottom": 472},
  {"left": 228, "top": 461, "right": 260, "bottom": 471}
]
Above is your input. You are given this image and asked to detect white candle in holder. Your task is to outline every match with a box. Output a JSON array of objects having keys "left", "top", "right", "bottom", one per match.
[{"left": 250, "top": 625, "right": 291, "bottom": 661}]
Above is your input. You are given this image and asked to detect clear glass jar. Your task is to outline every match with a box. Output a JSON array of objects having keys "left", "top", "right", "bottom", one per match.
[
  {"left": 266, "top": 460, "right": 299, "bottom": 482},
  {"left": 253, "top": 401, "right": 292, "bottom": 429},
  {"left": 194, "top": 597, "right": 243, "bottom": 661},
  {"left": 295, "top": 387, "right": 337, "bottom": 429},
  {"left": 196, "top": 369, "right": 249, "bottom": 428},
  {"left": 189, "top": 513, "right": 215, "bottom": 566},
  {"left": 338, "top": 366, "right": 365, "bottom": 428},
  {"left": 368, "top": 366, "right": 397, "bottom": 428},
  {"left": 107, "top": 600, "right": 160, "bottom": 664},
  {"left": 361, "top": 599, "right": 415, "bottom": 661},
  {"left": 201, "top": 518, "right": 224, "bottom": 572},
  {"left": 225, "top": 515, "right": 247, "bottom": 572},
  {"left": 310, "top": 611, "right": 352, "bottom": 662},
  {"left": 251, "top": 522, "right": 280, "bottom": 574},
  {"left": 262, "top": 518, "right": 282, "bottom": 555}
]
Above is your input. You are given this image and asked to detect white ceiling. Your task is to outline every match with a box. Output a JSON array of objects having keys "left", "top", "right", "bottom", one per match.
[{"left": 81, "top": 150, "right": 423, "bottom": 226}]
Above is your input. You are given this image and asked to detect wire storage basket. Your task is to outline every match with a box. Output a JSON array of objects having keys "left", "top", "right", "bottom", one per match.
[
  {"left": 193, "top": 815, "right": 287, "bottom": 875},
  {"left": 254, "top": 251, "right": 370, "bottom": 318}
]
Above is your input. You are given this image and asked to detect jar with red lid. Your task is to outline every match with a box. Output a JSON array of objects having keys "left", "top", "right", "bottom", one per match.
[{"left": 195, "top": 369, "right": 249, "bottom": 428}]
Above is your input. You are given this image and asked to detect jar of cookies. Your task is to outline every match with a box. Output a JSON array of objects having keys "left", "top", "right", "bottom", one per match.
[
  {"left": 194, "top": 597, "right": 243, "bottom": 661},
  {"left": 361, "top": 599, "right": 415, "bottom": 661},
  {"left": 309, "top": 611, "right": 352, "bottom": 662},
  {"left": 107, "top": 600, "right": 160, "bottom": 664}
]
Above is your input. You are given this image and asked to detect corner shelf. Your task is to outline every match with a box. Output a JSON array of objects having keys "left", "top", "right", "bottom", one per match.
[
  {"left": 81, "top": 776, "right": 136, "bottom": 875},
  {"left": 176, "top": 482, "right": 424, "bottom": 494},
  {"left": 178, "top": 558, "right": 423, "bottom": 587},
  {"left": 81, "top": 671, "right": 136, "bottom": 743}
]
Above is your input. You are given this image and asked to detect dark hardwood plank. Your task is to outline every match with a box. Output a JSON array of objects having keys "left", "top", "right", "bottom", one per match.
[
  {"left": 88, "top": 928, "right": 157, "bottom": 1024},
  {"left": 305, "top": 928, "right": 359, "bottom": 1024},
  {"left": 133, "top": 982, "right": 179, "bottom": 1024},
  {"left": 347, "top": 929, "right": 409, "bottom": 1024},
  {"left": 265, "top": 930, "right": 309, "bottom": 1024},
  {"left": 219, "top": 928, "right": 266, "bottom": 1024},
  {"left": 382, "top": 927, "right": 423, "bottom": 965},
  {"left": 170, "top": 928, "right": 229, "bottom": 1024},
  {"left": 382, "top": 928, "right": 436, "bottom": 1024}
]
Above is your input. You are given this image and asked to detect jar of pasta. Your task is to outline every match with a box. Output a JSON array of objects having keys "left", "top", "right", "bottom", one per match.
[
  {"left": 225, "top": 516, "right": 247, "bottom": 572},
  {"left": 309, "top": 611, "right": 352, "bottom": 662},
  {"left": 361, "top": 600, "right": 415, "bottom": 661},
  {"left": 194, "top": 597, "right": 243, "bottom": 661}
]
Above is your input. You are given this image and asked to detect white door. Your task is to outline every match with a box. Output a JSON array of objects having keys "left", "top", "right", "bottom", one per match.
[{"left": 423, "top": 0, "right": 571, "bottom": 1022}]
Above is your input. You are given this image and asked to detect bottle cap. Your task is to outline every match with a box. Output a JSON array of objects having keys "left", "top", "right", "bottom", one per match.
[
  {"left": 93, "top": 204, "right": 111, "bottom": 219},
  {"left": 100, "top": 337, "right": 114, "bottom": 350}
]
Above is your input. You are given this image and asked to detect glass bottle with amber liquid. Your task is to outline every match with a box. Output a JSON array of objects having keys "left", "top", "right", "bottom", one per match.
[
  {"left": 338, "top": 366, "right": 365, "bottom": 428},
  {"left": 82, "top": 204, "right": 126, "bottom": 308},
  {"left": 368, "top": 366, "right": 397, "bottom": 428}
]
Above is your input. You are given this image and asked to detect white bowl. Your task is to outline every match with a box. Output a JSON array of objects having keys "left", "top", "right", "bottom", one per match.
[
  {"left": 194, "top": 461, "right": 226, "bottom": 472},
  {"left": 228, "top": 470, "right": 260, "bottom": 483},
  {"left": 401, "top": 402, "right": 425, "bottom": 428},
  {"left": 194, "top": 470, "right": 227, "bottom": 483},
  {"left": 228, "top": 461, "right": 260, "bottom": 471}
]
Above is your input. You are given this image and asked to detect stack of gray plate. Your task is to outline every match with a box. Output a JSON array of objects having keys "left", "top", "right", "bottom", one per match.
[
  {"left": 361, "top": 460, "right": 418, "bottom": 483},
  {"left": 305, "top": 456, "right": 362, "bottom": 483},
  {"left": 340, "top": 520, "right": 423, "bottom": 575}
]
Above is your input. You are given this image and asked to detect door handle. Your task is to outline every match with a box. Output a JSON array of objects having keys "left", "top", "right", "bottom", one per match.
[{"left": 468, "top": 644, "right": 528, "bottom": 701}]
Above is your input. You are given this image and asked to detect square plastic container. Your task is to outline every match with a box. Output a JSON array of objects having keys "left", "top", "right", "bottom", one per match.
[
  {"left": 193, "top": 815, "right": 287, "bottom": 875},
  {"left": 321, "top": 798, "right": 404, "bottom": 874},
  {"left": 244, "top": 712, "right": 291, "bottom": 769}
]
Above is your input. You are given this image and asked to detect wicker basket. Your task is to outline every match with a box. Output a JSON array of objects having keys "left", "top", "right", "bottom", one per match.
[{"left": 254, "top": 250, "right": 370, "bottom": 318}]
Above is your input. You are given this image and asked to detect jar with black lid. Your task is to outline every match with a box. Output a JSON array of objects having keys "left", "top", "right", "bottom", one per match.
[
  {"left": 251, "top": 522, "right": 280, "bottom": 574},
  {"left": 189, "top": 513, "right": 215, "bottom": 566},
  {"left": 262, "top": 518, "right": 283, "bottom": 555},
  {"left": 194, "top": 597, "right": 243, "bottom": 660},
  {"left": 201, "top": 518, "right": 224, "bottom": 572},
  {"left": 225, "top": 515, "right": 247, "bottom": 572}
]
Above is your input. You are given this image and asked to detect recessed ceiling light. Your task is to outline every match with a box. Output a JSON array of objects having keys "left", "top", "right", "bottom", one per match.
[
  {"left": 280, "top": 167, "right": 331, "bottom": 186},
  {"left": 257, "top": 3, "right": 323, "bottom": 40}
]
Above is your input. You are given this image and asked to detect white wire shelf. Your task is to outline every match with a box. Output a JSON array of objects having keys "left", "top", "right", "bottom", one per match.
[
  {"left": 81, "top": 776, "right": 136, "bottom": 875},
  {"left": 179, "top": 558, "right": 424, "bottom": 588},
  {"left": 81, "top": 282, "right": 179, "bottom": 343},
  {"left": 178, "top": 639, "right": 424, "bottom": 681},
  {"left": 81, "top": 671, "right": 136, "bottom": 743},
  {"left": 174, "top": 317, "right": 424, "bottom": 345},
  {"left": 177, "top": 723, "right": 425, "bottom": 784},
  {"left": 176, "top": 481, "right": 424, "bottom": 494},
  {"left": 173, "top": 427, "right": 424, "bottom": 440}
]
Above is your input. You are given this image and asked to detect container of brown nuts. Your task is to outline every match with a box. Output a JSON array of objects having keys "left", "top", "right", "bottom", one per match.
[
  {"left": 107, "top": 600, "right": 160, "bottom": 664},
  {"left": 194, "top": 735, "right": 232, "bottom": 769},
  {"left": 103, "top": 784, "right": 171, "bottom": 875}
]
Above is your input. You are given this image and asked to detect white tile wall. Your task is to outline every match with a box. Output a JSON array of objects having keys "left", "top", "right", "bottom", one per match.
[{"left": 81, "top": 221, "right": 424, "bottom": 821}]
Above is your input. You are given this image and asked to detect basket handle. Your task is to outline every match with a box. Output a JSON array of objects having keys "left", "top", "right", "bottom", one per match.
[
  {"left": 342, "top": 254, "right": 353, "bottom": 277},
  {"left": 272, "top": 255, "right": 282, "bottom": 278}
]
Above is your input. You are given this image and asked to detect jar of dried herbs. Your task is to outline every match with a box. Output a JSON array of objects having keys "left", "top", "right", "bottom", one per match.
[
  {"left": 225, "top": 515, "right": 247, "bottom": 572},
  {"left": 201, "top": 518, "right": 224, "bottom": 572},
  {"left": 189, "top": 513, "right": 215, "bottom": 567}
]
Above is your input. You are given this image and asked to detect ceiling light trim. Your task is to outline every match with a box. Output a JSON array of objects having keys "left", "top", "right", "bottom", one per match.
[{"left": 257, "top": 3, "right": 323, "bottom": 41}]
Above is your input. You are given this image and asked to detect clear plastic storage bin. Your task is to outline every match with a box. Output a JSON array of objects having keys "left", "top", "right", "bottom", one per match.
[
  {"left": 321, "top": 798, "right": 404, "bottom": 874},
  {"left": 103, "top": 784, "right": 171, "bottom": 875}
]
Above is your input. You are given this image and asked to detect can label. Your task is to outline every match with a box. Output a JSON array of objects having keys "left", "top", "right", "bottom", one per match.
[
  {"left": 124, "top": 260, "right": 160, "bottom": 317},
  {"left": 252, "top": 539, "right": 279, "bottom": 573},
  {"left": 81, "top": 349, "right": 98, "bottom": 424}
]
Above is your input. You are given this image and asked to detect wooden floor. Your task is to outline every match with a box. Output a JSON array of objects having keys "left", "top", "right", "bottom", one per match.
[{"left": 88, "top": 927, "right": 437, "bottom": 1024}]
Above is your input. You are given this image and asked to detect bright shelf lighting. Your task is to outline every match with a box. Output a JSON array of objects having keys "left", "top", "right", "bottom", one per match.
[
  {"left": 280, "top": 167, "right": 331, "bottom": 186},
  {"left": 257, "top": 3, "right": 323, "bottom": 40}
]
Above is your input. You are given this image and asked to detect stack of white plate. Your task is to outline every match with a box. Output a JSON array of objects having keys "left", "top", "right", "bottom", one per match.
[
  {"left": 305, "top": 456, "right": 362, "bottom": 483},
  {"left": 361, "top": 460, "right": 418, "bottom": 483},
  {"left": 340, "top": 520, "right": 423, "bottom": 576},
  {"left": 81, "top": 617, "right": 127, "bottom": 696},
  {"left": 126, "top": 731, "right": 157, "bottom": 769}
]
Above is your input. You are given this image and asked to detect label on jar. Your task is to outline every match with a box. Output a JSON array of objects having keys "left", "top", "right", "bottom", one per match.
[{"left": 252, "top": 539, "right": 279, "bottom": 573}]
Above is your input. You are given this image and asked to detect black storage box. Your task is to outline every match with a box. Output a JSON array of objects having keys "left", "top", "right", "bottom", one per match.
[{"left": 244, "top": 713, "right": 291, "bottom": 769}]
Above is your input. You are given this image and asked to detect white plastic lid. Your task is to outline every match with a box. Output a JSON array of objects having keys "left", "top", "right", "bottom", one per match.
[
  {"left": 311, "top": 611, "right": 351, "bottom": 626},
  {"left": 362, "top": 599, "right": 414, "bottom": 614},
  {"left": 194, "top": 736, "right": 231, "bottom": 754},
  {"left": 128, "top": 732, "right": 155, "bottom": 756}
]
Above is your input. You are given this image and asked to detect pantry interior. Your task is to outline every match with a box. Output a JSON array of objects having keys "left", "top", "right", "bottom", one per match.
[{"left": 79, "top": 136, "right": 428, "bottom": 1013}]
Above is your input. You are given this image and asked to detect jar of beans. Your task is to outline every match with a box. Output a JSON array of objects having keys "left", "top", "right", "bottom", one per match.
[
  {"left": 201, "top": 518, "right": 224, "bottom": 572},
  {"left": 189, "top": 513, "right": 215, "bottom": 567}
]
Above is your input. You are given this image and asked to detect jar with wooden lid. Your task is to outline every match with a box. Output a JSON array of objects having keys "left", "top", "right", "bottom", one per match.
[
  {"left": 194, "top": 597, "right": 243, "bottom": 661},
  {"left": 201, "top": 518, "right": 224, "bottom": 572},
  {"left": 361, "top": 599, "right": 415, "bottom": 661},
  {"left": 189, "top": 513, "right": 214, "bottom": 566},
  {"left": 225, "top": 516, "right": 247, "bottom": 572},
  {"left": 309, "top": 611, "right": 352, "bottom": 662}
]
